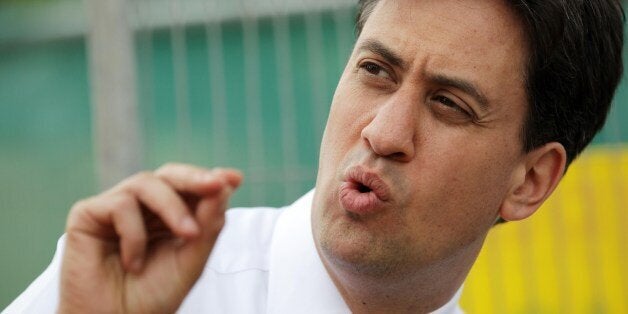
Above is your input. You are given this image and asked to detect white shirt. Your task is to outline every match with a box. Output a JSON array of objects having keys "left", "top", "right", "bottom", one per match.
[{"left": 4, "top": 190, "right": 463, "bottom": 313}]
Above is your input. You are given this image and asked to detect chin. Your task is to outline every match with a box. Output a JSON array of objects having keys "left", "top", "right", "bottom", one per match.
[
  {"left": 316, "top": 214, "right": 412, "bottom": 279},
  {"left": 313, "top": 182, "right": 416, "bottom": 278}
]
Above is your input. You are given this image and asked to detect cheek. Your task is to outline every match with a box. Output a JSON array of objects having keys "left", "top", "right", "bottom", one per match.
[
  {"left": 320, "top": 84, "right": 372, "bottom": 166},
  {"left": 409, "top": 142, "right": 516, "bottom": 236},
  {"left": 329, "top": 83, "right": 369, "bottom": 126}
]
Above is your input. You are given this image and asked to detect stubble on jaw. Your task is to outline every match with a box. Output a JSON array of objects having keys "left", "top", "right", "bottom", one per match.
[{"left": 316, "top": 205, "right": 419, "bottom": 281}]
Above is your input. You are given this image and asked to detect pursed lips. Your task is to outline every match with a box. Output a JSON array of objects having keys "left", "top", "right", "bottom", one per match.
[
  {"left": 338, "top": 165, "right": 392, "bottom": 215},
  {"left": 345, "top": 166, "right": 391, "bottom": 201}
]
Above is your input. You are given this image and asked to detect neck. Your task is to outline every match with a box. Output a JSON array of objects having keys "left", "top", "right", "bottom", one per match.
[{"left": 319, "top": 239, "right": 482, "bottom": 314}]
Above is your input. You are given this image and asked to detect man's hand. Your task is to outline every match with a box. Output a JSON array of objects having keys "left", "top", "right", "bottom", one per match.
[{"left": 58, "top": 163, "right": 243, "bottom": 313}]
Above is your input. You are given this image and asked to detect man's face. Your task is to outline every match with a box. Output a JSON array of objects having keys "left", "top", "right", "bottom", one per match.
[{"left": 312, "top": 0, "right": 529, "bottom": 278}]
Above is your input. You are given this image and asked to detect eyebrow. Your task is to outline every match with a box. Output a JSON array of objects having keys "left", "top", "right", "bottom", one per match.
[
  {"left": 357, "top": 39, "right": 406, "bottom": 69},
  {"left": 428, "top": 74, "right": 490, "bottom": 111}
]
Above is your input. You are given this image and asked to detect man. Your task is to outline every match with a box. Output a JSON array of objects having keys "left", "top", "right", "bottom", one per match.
[{"left": 5, "top": 0, "right": 623, "bottom": 313}]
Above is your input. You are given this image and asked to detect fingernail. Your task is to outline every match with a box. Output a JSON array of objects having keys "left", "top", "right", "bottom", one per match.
[{"left": 181, "top": 216, "right": 200, "bottom": 234}]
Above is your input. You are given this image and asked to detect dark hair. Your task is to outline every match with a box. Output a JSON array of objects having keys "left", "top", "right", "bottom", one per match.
[{"left": 355, "top": 0, "right": 625, "bottom": 166}]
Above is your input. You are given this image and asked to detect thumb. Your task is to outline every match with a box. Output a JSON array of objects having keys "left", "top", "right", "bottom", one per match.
[{"left": 174, "top": 186, "right": 232, "bottom": 287}]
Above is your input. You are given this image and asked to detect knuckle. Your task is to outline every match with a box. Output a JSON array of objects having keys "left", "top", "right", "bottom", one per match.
[
  {"left": 68, "top": 196, "right": 103, "bottom": 218},
  {"left": 67, "top": 201, "right": 87, "bottom": 227},
  {"left": 108, "top": 192, "right": 136, "bottom": 213},
  {"left": 155, "top": 162, "right": 181, "bottom": 175},
  {"left": 132, "top": 171, "right": 155, "bottom": 182},
  {"left": 117, "top": 171, "right": 155, "bottom": 192},
  {"left": 66, "top": 197, "right": 98, "bottom": 231},
  {"left": 103, "top": 172, "right": 147, "bottom": 192},
  {"left": 70, "top": 198, "right": 91, "bottom": 213}
]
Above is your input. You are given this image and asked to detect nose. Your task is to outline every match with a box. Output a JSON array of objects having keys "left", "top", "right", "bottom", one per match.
[{"left": 360, "top": 98, "right": 416, "bottom": 162}]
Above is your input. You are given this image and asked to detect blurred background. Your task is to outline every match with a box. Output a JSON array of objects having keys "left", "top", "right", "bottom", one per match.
[{"left": 0, "top": 0, "right": 626, "bottom": 312}]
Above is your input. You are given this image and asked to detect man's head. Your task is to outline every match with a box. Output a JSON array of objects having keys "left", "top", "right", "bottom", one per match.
[
  {"left": 358, "top": 0, "right": 625, "bottom": 166},
  {"left": 310, "top": 0, "right": 623, "bottom": 307}
]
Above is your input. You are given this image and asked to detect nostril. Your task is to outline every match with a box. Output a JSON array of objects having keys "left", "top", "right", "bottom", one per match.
[{"left": 390, "top": 151, "right": 409, "bottom": 161}]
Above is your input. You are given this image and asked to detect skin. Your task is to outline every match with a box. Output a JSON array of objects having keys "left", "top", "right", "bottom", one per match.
[
  {"left": 311, "top": 0, "right": 566, "bottom": 313},
  {"left": 58, "top": 0, "right": 566, "bottom": 312}
]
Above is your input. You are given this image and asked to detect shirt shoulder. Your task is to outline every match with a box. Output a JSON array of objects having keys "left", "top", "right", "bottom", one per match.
[{"left": 178, "top": 206, "right": 285, "bottom": 313}]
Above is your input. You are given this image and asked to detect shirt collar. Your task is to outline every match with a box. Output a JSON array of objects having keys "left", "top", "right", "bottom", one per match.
[{"left": 267, "top": 189, "right": 463, "bottom": 314}]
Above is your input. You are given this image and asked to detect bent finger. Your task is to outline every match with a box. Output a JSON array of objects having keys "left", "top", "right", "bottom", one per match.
[
  {"left": 116, "top": 172, "right": 200, "bottom": 239},
  {"left": 65, "top": 193, "right": 147, "bottom": 271},
  {"left": 109, "top": 193, "right": 147, "bottom": 273},
  {"left": 155, "top": 163, "right": 243, "bottom": 196}
]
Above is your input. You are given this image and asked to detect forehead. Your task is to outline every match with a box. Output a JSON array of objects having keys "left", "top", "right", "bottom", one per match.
[{"left": 359, "top": 0, "right": 528, "bottom": 108}]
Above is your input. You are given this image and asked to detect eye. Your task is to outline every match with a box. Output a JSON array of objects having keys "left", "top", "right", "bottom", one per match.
[
  {"left": 359, "top": 61, "right": 393, "bottom": 80},
  {"left": 432, "top": 95, "right": 471, "bottom": 116},
  {"left": 429, "top": 94, "right": 479, "bottom": 124}
]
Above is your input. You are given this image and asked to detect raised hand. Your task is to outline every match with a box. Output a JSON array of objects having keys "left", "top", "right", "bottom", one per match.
[{"left": 58, "top": 163, "right": 243, "bottom": 313}]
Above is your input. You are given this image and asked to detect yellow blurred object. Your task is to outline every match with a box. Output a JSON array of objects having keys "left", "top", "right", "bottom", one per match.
[{"left": 461, "top": 146, "right": 628, "bottom": 313}]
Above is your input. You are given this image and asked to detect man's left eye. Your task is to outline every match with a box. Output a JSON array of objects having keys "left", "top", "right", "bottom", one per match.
[
  {"left": 360, "top": 62, "right": 392, "bottom": 79},
  {"left": 432, "top": 95, "right": 470, "bottom": 116}
]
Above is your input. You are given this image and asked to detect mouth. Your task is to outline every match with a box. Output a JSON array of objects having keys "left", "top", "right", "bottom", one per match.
[
  {"left": 356, "top": 183, "right": 372, "bottom": 193},
  {"left": 338, "top": 166, "right": 391, "bottom": 215}
]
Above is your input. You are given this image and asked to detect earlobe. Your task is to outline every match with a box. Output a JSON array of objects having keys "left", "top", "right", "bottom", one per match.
[{"left": 499, "top": 142, "right": 567, "bottom": 221}]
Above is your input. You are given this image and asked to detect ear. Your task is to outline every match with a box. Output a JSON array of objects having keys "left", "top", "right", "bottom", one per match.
[{"left": 499, "top": 142, "right": 567, "bottom": 221}]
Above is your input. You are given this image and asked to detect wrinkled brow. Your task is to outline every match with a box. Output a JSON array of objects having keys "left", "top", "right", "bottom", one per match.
[{"left": 358, "top": 39, "right": 406, "bottom": 69}]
